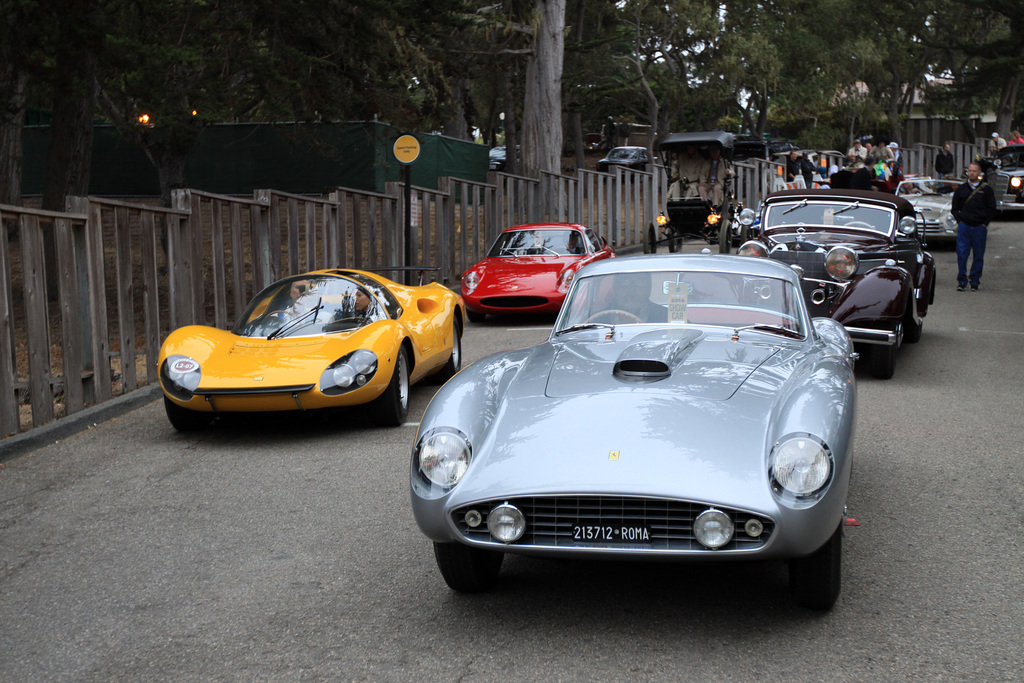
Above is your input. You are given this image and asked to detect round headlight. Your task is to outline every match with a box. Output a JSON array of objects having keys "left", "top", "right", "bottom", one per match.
[
  {"left": 162, "top": 355, "right": 201, "bottom": 400},
  {"left": 738, "top": 207, "right": 756, "bottom": 226},
  {"left": 738, "top": 240, "right": 768, "bottom": 258},
  {"left": 463, "top": 271, "right": 480, "bottom": 294},
  {"left": 770, "top": 435, "right": 833, "bottom": 498},
  {"left": 657, "top": 213, "right": 669, "bottom": 226},
  {"left": 824, "top": 246, "right": 858, "bottom": 280},
  {"left": 944, "top": 212, "right": 957, "bottom": 230},
  {"left": 487, "top": 503, "right": 526, "bottom": 543},
  {"left": 898, "top": 216, "right": 916, "bottom": 235},
  {"left": 417, "top": 429, "right": 472, "bottom": 488},
  {"left": 320, "top": 349, "right": 377, "bottom": 395},
  {"left": 1011, "top": 176, "right": 1022, "bottom": 189},
  {"left": 694, "top": 509, "right": 733, "bottom": 549}
]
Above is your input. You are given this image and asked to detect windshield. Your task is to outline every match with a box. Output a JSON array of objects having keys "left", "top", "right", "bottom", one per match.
[
  {"left": 487, "top": 229, "right": 587, "bottom": 257},
  {"left": 233, "top": 275, "right": 385, "bottom": 339},
  {"left": 606, "top": 148, "right": 639, "bottom": 161},
  {"left": 555, "top": 269, "right": 806, "bottom": 336},
  {"left": 996, "top": 148, "right": 1024, "bottom": 168},
  {"left": 897, "top": 179, "right": 962, "bottom": 197},
  {"left": 763, "top": 201, "right": 895, "bottom": 234}
]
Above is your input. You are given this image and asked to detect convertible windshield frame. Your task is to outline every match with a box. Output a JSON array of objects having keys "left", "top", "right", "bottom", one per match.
[
  {"left": 552, "top": 268, "right": 809, "bottom": 340},
  {"left": 232, "top": 274, "right": 386, "bottom": 339},
  {"left": 763, "top": 200, "right": 896, "bottom": 236}
]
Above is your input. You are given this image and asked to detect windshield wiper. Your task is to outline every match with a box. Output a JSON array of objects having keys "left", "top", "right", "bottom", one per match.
[
  {"left": 782, "top": 199, "right": 807, "bottom": 215},
  {"left": 267, "top": 298, "right": 323, "bottom": 340},
  {"left": 833, "top": 201, "right": 860, "bottom": 216},
  {"left": 730, "top": 324, "right": 803, "bottom": 341},
  {"left": 554, "top": 322, "right": 615, "bottom": 337}
]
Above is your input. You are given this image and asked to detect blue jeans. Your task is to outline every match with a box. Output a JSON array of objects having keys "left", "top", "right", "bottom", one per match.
[{"left": 956, "top": 222, "right": 987, "bottom": 286}]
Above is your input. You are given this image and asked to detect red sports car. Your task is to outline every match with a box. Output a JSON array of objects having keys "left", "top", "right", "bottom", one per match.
[{"left": 461, "top": 223, "right": 615, "bottom": 322}]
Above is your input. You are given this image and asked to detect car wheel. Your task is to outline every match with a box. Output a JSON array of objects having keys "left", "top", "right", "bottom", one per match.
[
  {"left": 643, "top": 223, "right": 655, "bottom": 254},
  {"left": 369, "top": 346, "right": 409, "bottom": 426},
  {"left": 429, "top": 319, "right": 462, "bottom": 384},
  {"left": 466, "top": 309, "right": 486, "bottom": 323},
  {"left": 789, "top": 521, "right": 842, "bottom": 610},
  {"left": 163, "top": 396, "right": 213, "bottom": 432},
  {"left": 718, "top": 219, "right": 731, "bottom": 253},
  {"left": 668, "top": 236, "right": 679, "bottom": 253},
  {"left": 433, "top": 541, "right": 504, "bottom": 593},
  {"left": 869, "top": 342, "right": 896, "bottom": 380}
]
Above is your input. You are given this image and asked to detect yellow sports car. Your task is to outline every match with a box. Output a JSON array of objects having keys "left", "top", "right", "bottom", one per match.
[{"left": 158, "top": 269, "right": 464, "bottom": 431}]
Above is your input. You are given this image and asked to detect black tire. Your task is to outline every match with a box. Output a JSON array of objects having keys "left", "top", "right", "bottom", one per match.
[
  {"left": 668, "top": 235, "right": 679, "bottom": 253},
  {"left": 163, "top": 396, "right": 213, "bottom": 432},
  {"left": 718, "top": 218, "right": 731, "bottom": 253},
  {"left": 466, "top": 309, "right": 486, "bottom": 323},
  {"left": 429, "top": 319, "right": 462, "bottom": 384},
  {"left": 368, "top": 346, "right": 410, "bottom": 426},
  {"left": 869, "top": 342, "right": 896, "bottom": 380},
  {"left": 789, "top": 521, "right": 842, "bottom": 610},
  {"left": 643, "top": 224, "right": 655, "bottom": 254},
  {"left": 433, "top": 541, "right": 504, "bottom": 593}
]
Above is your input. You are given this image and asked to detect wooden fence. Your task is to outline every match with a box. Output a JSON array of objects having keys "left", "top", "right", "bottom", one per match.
[{"left": 0, "top": 139, "right": 988, "bottom": 441}]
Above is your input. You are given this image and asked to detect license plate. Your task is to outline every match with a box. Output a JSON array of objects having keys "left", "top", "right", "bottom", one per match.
[{"left": 571, "top": 523, "right": 651, "bottom": 544}]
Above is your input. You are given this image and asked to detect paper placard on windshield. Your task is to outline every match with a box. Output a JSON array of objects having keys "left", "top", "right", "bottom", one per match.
[{"left": 666, "top": 282, "right": 689, "bottom": 323}]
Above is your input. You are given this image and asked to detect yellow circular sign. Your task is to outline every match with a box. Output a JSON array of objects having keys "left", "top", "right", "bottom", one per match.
[{"left": 393, "top": 134, "right": 421, "bottom": 164}]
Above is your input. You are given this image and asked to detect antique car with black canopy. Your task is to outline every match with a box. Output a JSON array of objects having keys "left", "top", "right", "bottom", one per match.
[{"left": 648, "top": 131, "right": 744, "bottom": 254}]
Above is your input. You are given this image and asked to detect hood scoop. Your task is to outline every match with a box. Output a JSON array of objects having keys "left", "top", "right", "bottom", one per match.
[{"left": 612, "top": 329, "right": 703, "bottom": 382}]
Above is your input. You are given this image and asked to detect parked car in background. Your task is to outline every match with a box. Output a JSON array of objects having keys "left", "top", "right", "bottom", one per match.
[
  {"left": 895, "top": 177, "right": 963, "bottom": 242},
  {"left": 986, "top": 144, "right": 1024, "bottom": 213},
  {"left": 488, "top": 145, "right": 520, "bottom": 172},
  {"left": 413, "top": 254, "right": 857, "bottom": 610},
  {"left": 596, "top": 146, "right": 650, "bottom": 172},
  {"left": 461, "top": 223, "right": 615, "bottom": 322},
  {"left": 733, "top": 135, "right": 770, "bottom": 162},
  {"left": 739, "top": 188, "right": 935, "bottom": 379},
  {"left": 158, "top": 270, "right": 464, "bottom": 430}
]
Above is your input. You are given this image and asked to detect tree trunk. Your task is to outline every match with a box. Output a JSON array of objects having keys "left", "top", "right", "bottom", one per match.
[
  {"left": 0, "top": 64, "right": 27, "bottom": 209},
  {"left": 521, "top": 0, "right": 565, "bottom": 177},
  {"left": 995, "top": 72, "right": 1020, "bottom": 136},
  {"left": 502, "top": 70, "right": 519, "bottom": 176}
]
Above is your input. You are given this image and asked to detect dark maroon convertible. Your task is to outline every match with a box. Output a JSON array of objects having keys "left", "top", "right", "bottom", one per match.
[{"left": 739, "top": 189, "right": 935, "bottom": 379}]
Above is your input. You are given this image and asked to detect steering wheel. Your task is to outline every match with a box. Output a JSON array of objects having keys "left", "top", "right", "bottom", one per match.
[
  {"left": 844, "top": 221, "right": 875, "bottom": 229},
  {"left": 585, "top": 309, "right": 644, "bottom": 324}
]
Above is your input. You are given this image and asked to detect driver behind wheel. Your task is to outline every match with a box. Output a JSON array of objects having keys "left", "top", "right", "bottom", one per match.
[{"left": 603, "top": 273, "right": 665, "bottom": 323}]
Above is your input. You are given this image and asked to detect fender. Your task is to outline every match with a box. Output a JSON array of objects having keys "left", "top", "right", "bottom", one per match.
[
  {"left": 914, "top": 251, "right": 936, "bottom": 314},
  {"left": 831, "top": 265, "right": 911, "bottom": 325}
]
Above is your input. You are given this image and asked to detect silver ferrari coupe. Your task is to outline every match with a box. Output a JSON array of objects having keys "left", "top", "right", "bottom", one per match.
[{"left": 410, "top": 254, "right": 857, "bottom": 610}]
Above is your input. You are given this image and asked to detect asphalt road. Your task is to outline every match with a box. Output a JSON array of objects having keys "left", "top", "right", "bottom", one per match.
[{"left": 2, "top": 223, "right": 1023, "bottom": 681}]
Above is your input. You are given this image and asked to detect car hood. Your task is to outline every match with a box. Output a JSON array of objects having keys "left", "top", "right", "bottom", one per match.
[
  {"left": 162, "top": 323, "right": 389, "bottom": 389},
  {"left": 470, "top": 256, "right": 574, "bottom": 288},
  {"left": 450, "top": 329, "right": 788, "bottom": 511},
  {"left": 907, "top": 195, "right": 951, "bottom": 213}
]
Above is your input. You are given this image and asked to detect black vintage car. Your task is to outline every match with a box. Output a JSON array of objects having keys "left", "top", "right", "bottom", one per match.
[
  {"left": 647, "top": 131, "right": 743, "bottom": 254},
  {"left": 596, "top": 146, "right": 650, "bottom": 172},
  {"left": 985, "top": 144, "right": 1024, "bottom": 213},
  {"left": 738, "top": 188, "right": 936, "bottom": 379}
]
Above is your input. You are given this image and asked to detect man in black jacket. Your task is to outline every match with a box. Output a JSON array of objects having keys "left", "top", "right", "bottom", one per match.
[
  {"left": 951, "top": 161, "right": 997, "bottom": 291},
  {"left": 935, "top": 143, "right": 955, "bottom": 178}
]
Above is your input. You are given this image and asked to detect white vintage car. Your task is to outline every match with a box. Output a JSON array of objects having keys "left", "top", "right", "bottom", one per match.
[{"left": 895, "top": 177, "right": 963, "bottom": 242}]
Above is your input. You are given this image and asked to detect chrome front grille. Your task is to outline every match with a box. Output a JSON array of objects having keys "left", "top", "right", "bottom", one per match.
[
  {"left": 769, "top": 250, "right": 828, "bottom": 280},
  {"left": 452, "top": 496, "right": 774, "bottom": 551}
]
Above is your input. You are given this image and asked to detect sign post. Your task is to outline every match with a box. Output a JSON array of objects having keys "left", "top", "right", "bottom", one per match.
[{"left": 393, "top": 134, "right": 421, "bottom": 284}]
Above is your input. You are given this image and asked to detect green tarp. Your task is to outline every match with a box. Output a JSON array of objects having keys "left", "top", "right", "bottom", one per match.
[{"left": 21, "top": 121, "right": 488, "bottom": 196}]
